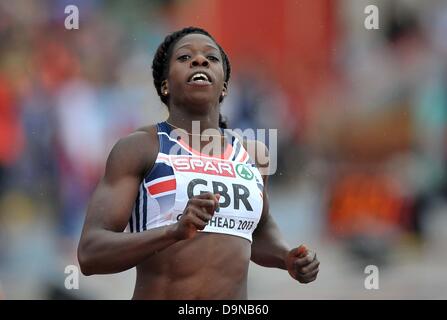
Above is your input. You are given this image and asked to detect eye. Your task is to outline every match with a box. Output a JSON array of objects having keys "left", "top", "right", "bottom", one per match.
[
  {"left": 177, "top": 55, "right": 190, "bottom": 62},
  {"left": 208, "top": 56, "right": 220, "bottom": 62}
]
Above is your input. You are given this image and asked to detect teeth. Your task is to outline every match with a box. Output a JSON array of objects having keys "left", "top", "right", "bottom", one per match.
[{"left": 191, "top": 73, "right": 209, "bottom": 82}]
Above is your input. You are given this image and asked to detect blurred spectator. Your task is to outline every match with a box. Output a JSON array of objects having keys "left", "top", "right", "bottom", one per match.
[
  {"left": 0, "top": 76, "right": 24, "bottom": 192},
  {"left": 0, "top": 0, "right": 447, "bottom": 299}
]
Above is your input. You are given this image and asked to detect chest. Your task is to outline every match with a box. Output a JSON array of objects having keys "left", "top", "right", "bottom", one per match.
[{"left": 170, "top": 155, "right": 264, "bottom": 236}]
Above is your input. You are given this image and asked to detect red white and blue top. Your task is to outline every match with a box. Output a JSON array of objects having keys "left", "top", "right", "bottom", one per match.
[{"left": 128, "top": 121, "right": 264, "bottom": 242}]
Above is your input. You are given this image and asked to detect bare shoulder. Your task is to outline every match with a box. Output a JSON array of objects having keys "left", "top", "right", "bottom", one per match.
[{"left": 105, "top": 125, "right": 158, "bottom": 182}]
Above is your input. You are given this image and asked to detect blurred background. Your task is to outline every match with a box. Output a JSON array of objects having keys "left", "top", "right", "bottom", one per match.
[{"left": 0, "top": 0, "right": 446, "bottom": 299}]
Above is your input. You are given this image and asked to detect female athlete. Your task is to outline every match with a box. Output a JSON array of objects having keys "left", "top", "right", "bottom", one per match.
[{"left": 77, "top": 27, "right": 319, "bottom": 299}]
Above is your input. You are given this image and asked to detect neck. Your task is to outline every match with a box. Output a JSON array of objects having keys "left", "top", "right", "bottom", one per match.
[{"left": 167, "top": 103, "right": 221, "bottom": 134}]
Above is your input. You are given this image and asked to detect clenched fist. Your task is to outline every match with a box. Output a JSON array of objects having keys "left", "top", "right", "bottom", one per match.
[
  {"left": 173, "top": 192, "right": 220, "bottom": 240},
  {"left": 285, "top": 245, "right": 319, "bottom": 284}
]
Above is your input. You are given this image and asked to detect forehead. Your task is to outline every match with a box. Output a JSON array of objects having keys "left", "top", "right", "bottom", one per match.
[{"left": 173, "top": 33, "right": 219, "bottom": 52}]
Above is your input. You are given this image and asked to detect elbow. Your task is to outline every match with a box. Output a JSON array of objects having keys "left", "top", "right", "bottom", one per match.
[
  {"left": 78, "top": 257, "right": 94, "bottom": 276},
  {"left": 77, "top": 241, "right": 95, "bottom": 276}
]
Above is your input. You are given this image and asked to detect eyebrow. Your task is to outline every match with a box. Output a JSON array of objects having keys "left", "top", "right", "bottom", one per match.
[{"left": 175, "top": 43, "right": 219, "bottom": 52}]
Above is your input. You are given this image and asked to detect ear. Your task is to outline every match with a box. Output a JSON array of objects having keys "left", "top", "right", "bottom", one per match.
[
  {"left": 161, "top": 80, "right": 169, "bottom": 96},
  {"left": 221, "top": 82, "right": 228, "bottom": 98}
]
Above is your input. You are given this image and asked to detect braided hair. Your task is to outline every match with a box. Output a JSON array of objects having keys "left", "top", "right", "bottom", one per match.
[{"left": 152, "top": 26, "right": 230, "bottom": 129}]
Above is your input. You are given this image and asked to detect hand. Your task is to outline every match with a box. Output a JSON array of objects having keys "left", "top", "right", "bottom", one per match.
[
  {"left": 285, "top": 245, "right": 319, "bottom": 284},
  {"left": 173, "top": 192, "right": 220, "bottom": 240}
]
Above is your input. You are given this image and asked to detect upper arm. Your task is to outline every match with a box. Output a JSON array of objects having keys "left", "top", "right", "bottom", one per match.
[{"left": 81, "top": 128, "right": 158, "bottom": 234}]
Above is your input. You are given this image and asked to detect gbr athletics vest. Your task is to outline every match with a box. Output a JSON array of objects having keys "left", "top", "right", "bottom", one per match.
[{"left": 128, "top": 121, "right": 264, "bottom": 242}]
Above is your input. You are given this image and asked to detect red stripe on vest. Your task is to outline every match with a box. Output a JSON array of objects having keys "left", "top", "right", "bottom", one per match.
[{"left": 148, "top": 179, "right": 176, "bottom": 195}]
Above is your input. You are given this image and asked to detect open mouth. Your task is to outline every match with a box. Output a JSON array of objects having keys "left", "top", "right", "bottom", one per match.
[{"left": 187, "top": 72, "right": 212, "bottom": 85}]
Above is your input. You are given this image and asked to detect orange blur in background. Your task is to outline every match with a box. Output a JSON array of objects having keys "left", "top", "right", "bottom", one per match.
[{"left": 0, "top": 0, "right": 446, "bottom": 299}]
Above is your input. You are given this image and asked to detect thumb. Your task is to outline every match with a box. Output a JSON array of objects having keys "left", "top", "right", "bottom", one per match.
[{"left": 290, "top": 245, "right": 308, "bottom": 258}]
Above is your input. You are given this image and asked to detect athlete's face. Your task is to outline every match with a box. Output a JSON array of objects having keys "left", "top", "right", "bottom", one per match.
[{"left": 165, "top": 33, "right": 227, "bottom": 108}]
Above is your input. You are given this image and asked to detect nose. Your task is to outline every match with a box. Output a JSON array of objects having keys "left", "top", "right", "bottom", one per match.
[{"left": 191, "top": 54, "right": 209, "bottom": 68}]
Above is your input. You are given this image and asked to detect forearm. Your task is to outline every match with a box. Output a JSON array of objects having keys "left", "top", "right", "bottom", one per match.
[
  {"left": 251, "top": 215, "right": 290, "bottom": 270},
  {"left": 78, "top": 224, "right": 179, "bottom": 275}
]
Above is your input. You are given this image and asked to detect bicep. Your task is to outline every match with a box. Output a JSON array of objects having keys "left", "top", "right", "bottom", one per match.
[
  {"left": 82, "top": 132, "right": 155, "bottom": 234},
  {"left": 85, "top": 175, "right": 140, "bottom": 232}
]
